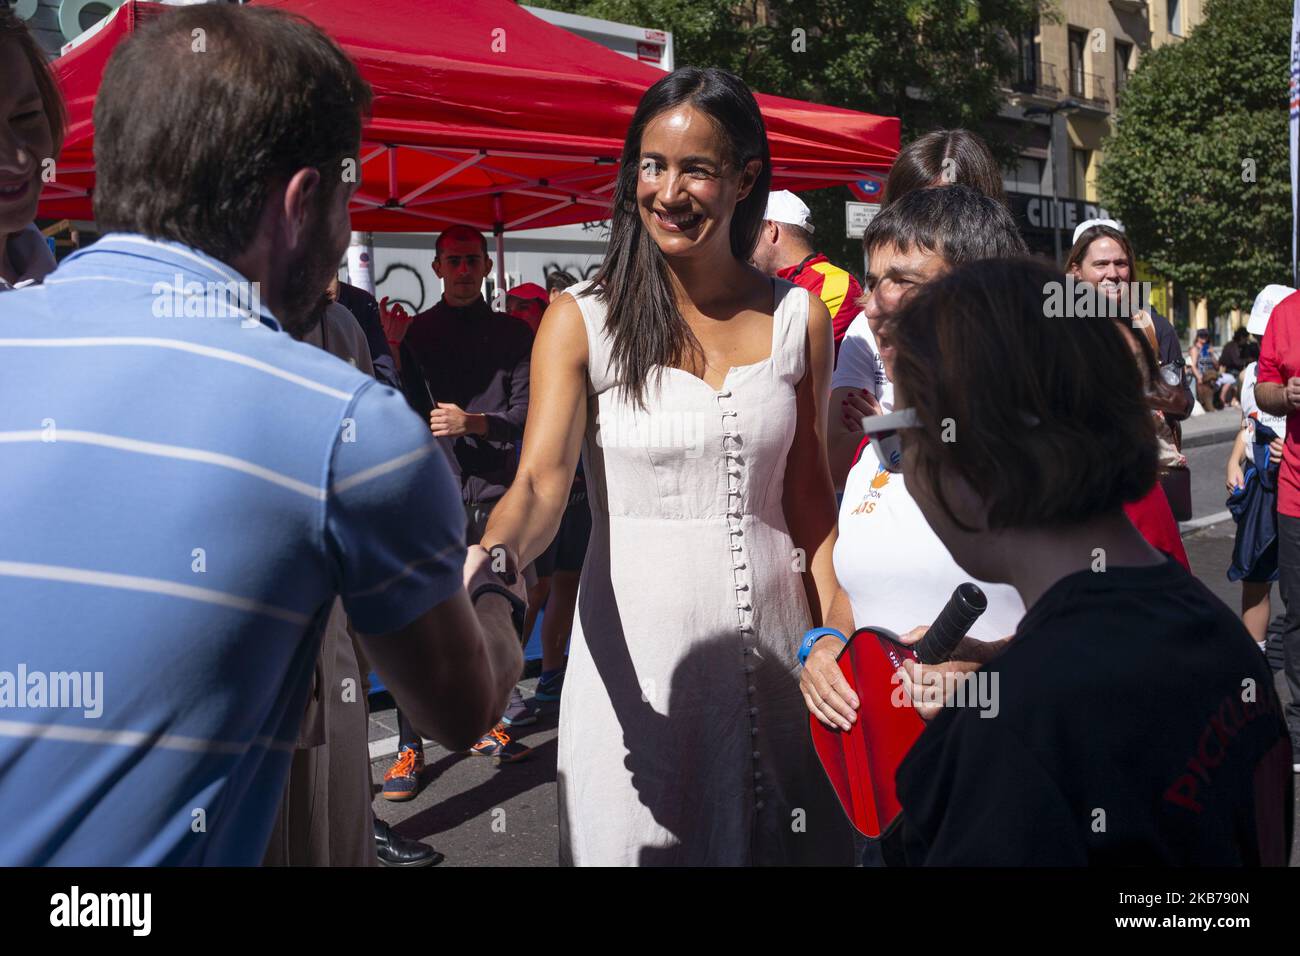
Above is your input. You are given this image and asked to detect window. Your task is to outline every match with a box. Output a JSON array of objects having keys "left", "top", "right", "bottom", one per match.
[
  {"left": 1071, "top": 148, "right": 1093, "bottom": 199},
  {"left": 1115, "top": 41, "right": 1133, "bottom": 97},
  {"left": 1068, "top": 28, "right": 1088, "bottom": 98},
  {"left": 1017, "top": 20, "right": 1040, "bottom": 85},
  {"left": 1003, "top": 156, "right": 1047, "bottom": 197},
  {"left": 1169, "top": 0, "right": 1183, "bottom": 37}
]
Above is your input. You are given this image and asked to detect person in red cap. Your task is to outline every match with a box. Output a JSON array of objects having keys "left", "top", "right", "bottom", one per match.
[
  {"left": 506, "top": 282, "right": 550, "bottom": 334},
  {"left": 749, "top": 189, "right": 862, "bottom": 356}
]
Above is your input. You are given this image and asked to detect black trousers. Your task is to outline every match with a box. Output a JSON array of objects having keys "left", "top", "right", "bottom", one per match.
[{"left": 1273, "top": 515, "right": 1300, "bottom": 762}]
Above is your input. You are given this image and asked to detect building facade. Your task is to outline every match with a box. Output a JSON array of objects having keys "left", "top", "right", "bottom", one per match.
[{"left": 996, "top": 0, "right": 1207, "bottom": 330}]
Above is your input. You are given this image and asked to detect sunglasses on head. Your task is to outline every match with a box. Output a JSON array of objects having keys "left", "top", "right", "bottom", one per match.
[{"left": 858, "top": 408, "right": 920, "bottom": 474}]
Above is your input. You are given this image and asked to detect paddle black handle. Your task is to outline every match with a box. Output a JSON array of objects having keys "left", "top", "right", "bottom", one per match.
[{"left": 915, "top": 583, "right": 988, "bottom": 665}]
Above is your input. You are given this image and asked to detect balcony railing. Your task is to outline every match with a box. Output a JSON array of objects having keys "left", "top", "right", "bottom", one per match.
[
  {"left": 1067, "top": 69, "right": 1110, "bottom": 111},
  {"left": 1010, "top": 59, "right": 1060, "bottom": 99}
]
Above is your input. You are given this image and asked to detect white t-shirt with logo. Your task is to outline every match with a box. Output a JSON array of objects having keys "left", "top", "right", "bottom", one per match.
[
  {"left": 833, "top": 443, "right": 1025, "bottom": 642},
  {"left": 1240, "top": 362, "right": 1287, "bottom": 441},
  {"left": 832, "top": 311, "right": 894, "bottom": 409}
]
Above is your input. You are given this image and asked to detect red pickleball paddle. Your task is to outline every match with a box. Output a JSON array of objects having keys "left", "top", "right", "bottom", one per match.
[{"left": 808, "top": 584, "right": 987, "bottom": 837}]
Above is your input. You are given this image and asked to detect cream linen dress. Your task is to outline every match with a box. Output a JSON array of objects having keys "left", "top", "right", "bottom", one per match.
[{"left": 557, "top": 277, "right": 854, "bottom": 866}]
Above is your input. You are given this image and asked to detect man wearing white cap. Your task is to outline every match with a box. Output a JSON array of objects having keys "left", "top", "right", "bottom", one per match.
[
  {"left": 750, "top": 190, "right": 863, "bottom": 355},
  {"left": 1251, "top": 283, "right": 1300, "bottom": 772}
]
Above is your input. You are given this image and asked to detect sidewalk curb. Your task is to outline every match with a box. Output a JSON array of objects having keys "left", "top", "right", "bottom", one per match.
[
  {"left": 1181, "top": 427, "right": 1239, "bottom": 450},
  {"left": 1179, "top": 510, "right": 1231, "bottom": 536}
]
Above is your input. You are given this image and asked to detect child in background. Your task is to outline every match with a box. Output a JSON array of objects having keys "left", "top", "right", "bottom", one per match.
[{"left": 1225, "top": 286, "right": 1294, "bottom": 653}]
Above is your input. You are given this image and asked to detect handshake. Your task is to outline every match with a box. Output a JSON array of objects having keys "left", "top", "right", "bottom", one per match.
[{"left": 463, "top": 543, "right": 529, "bottom": 642}]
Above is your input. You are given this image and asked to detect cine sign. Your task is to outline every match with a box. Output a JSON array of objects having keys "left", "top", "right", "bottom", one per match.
[
  {"left": 1022, "top": 196, "right": 1111, "bottom": 233},
  {"left": 846, "top": 202, "right": 880, "bottom": 239}
]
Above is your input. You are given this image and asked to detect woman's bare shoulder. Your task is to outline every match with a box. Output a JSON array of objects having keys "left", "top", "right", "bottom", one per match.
[{"left": 535, "top": 290, "right": 590, "bottom": 372}]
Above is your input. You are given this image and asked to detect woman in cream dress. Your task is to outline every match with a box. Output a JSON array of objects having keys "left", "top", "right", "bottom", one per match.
[{"left": 480, "top": 67, "right": 852, "bottom": 866}]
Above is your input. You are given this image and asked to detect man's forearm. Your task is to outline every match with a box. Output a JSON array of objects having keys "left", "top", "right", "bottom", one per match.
[
  {"left": 473, "top": 593, "right": 525, "bottom": 718},
  {"left": 1256, "top": 381, "right": 1290, "bottom": 417}
]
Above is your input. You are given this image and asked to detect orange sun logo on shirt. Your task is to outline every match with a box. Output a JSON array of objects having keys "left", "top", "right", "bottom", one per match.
[{"left": 850, "top": 465, "right": 891, "bottom": 515}]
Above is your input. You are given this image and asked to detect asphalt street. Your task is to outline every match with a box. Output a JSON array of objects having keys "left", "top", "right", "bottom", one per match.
[{"left": 370, "top": 410, "right": 1299, "bottom": 866}]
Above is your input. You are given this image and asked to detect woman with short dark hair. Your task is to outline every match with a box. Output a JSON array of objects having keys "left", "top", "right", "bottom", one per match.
[
  {"left": 881, "top": 257, "right": 1292, "bottom": 865},
  {"left": 479, "top": 67, "right": 853, "bottom": 864},
  {"left": 0, "top": 9, "right": 65, "bottom": 291}
]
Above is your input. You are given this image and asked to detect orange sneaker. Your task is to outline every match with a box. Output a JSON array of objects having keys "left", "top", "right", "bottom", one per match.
[
  {"left": 468, "top": 722, "right": 533, "bottom": 765},
  {"left": 381, "top": 745, "right": 424, "bottom": 801}
]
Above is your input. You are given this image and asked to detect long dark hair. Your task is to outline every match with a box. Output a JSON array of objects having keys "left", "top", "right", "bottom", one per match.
[
  {"left": 585, "top": 67, "right": 771, "bottom": 408},
  {"left": 0, "top": 8, "right": 65, "bottom": 158}
]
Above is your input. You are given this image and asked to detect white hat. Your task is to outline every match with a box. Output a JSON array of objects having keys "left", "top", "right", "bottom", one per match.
[
  {"left": 765, "top": 190, "right": 814, "bottom": 234},
  {"left": 1248, "top": 284, "right": 1297, "bottom": 336},
  {"left": 1071, "top": 218, "right": 1124, "bottom": 246}
]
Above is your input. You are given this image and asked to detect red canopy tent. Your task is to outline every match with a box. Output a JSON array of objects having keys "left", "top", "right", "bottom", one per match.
[{"left": 41, "top": 0, "right": 899, "bottom": 286}]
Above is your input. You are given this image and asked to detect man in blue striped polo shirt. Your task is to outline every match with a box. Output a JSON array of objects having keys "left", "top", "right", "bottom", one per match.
[{"left": 0, "top": 5, "right": 523, "bottom": 865}]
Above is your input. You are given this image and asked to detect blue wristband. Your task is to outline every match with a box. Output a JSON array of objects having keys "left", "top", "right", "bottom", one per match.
[{"left": 798, "top": 627, "right": 847, "bottom": 666}]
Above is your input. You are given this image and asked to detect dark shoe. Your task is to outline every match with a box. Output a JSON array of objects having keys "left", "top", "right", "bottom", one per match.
[
  {"left": 374, "top": 818, "right": 443, "bottom": 867},
  {"left": 535, "top": 668, "right": 565, "bottom": 702},
  {"left": 381, "top": 745, "right": 424, "bottom": 801},
  {"left": 501, "top": 686, "right": 537, "bottom": 727}
]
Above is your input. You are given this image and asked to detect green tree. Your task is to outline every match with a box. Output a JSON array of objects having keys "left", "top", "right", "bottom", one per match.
[
  {"left": 1097, "top": 0, "right": 1290, "bottom": 311},
  {"left": 525, "top": 0, "right": 1045, "bottom": 270}
]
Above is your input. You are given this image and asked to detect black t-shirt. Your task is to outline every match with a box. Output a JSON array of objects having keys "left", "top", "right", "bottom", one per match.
[
  {"left": 891, "top": 559, "right": 1293, "bottom": 866},
  {"left": 1150, "top": 306, "right": 1181, "bottom": 368}
]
